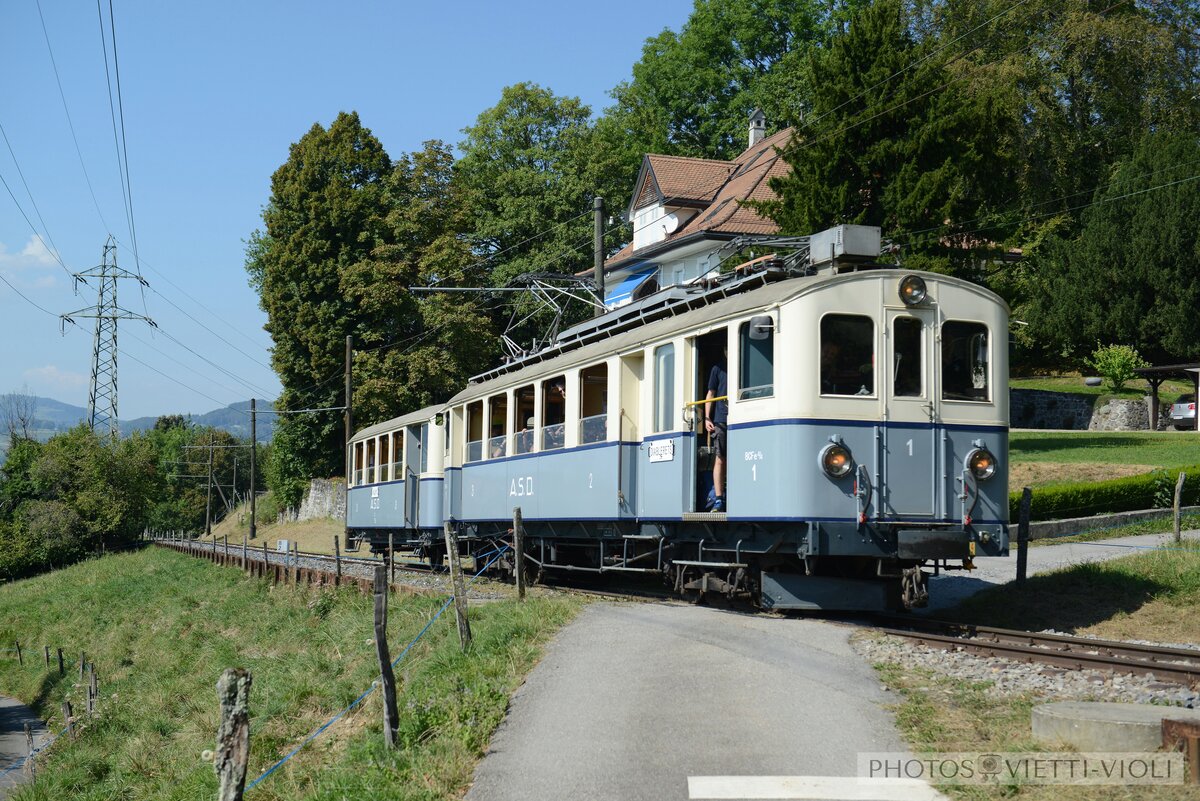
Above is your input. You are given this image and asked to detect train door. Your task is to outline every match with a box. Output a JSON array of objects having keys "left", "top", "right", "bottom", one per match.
[
  {"left": 404, "top": 425, "right": 421, "bottom": 528},
  {"left": 691, "top": 328, "right": 727, "bottom": 512},
  {"left": 883, "top": 309, "right": 937, "bottom": 517}
]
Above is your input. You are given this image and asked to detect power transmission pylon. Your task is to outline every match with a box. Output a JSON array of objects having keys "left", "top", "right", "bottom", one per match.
[{"left": 60, "top": 236, "right": 155, "bottom": 439}]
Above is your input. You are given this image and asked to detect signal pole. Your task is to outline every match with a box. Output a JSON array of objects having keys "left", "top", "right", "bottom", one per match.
[
  {"left": 60, "top": 236, "right": 155, "bottom": 439},
  {"left": 205, "top": 431, "right": 214, "bottom": 536},
  {"left": 249, "top": 398, "right": 256, "bottom": 541},
  {"left": 593, "top": 196, "right": 605, "bottom": 316}
]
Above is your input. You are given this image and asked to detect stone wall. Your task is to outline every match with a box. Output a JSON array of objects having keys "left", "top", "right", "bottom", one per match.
[
  {"left": 1009, "top": 389, "right": 1095, "bottom": 430},
  {"left": 1088, "top": 398, "right": 1150, "bottom": 431},
  {"left": 296, "top": 478, "right": 346, "bottom": 521}
]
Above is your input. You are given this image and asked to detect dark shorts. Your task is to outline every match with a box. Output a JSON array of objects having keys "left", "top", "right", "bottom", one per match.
[{"left": 711, "top": 423, "right": 727, "bottom": 458}]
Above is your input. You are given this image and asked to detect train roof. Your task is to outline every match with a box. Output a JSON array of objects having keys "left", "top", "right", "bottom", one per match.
[
  {"left": 448, "top": 267, "right": 1005, "bottom": 406},
  {"left": 351, "top": 403, "right": 441, "bottom": 442}
]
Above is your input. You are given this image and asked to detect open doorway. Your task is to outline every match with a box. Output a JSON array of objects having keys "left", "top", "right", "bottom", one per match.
[{"left": 692, "top": 328, "right": 727, "bottom": 512}]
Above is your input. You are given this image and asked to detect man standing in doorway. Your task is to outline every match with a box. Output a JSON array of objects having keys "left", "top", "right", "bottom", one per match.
[{"left": 705, "top": 346, "right": 728, "bottom": 512}]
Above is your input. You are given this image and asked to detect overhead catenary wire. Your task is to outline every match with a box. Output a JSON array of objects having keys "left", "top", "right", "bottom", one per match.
[
  {"left": 35, "top": 0, "right": 113, "bottom": 236},
  {"left": 0, "top": 119, "right": 70, "bottom": 278}
]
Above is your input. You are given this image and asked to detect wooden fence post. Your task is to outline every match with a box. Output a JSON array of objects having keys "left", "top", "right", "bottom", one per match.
[
  {"left": 513, "top": 507, "right": 525, "bottom": 602},
  {"left": 242, "top": 535, "right": 248, "bottom": 571},
  {"left": 262, "top": 541, "right": 268, "bottom": 568},
  {"left": 56, "top": 648, "right": 64, "bottom": 675},
  {"left": 79, "top": 651, "right": 85, "bottom": 680},
  {"left": 24, "top": 722, "right": 34, "bottom": 779},
  {"left": 443, "top": 522, "right": 472, "bottom": 650},
  {"left": 1016, "top": 487, "right": 1032, "bottom": 583},
  {"left": 372, "top": 566, "right": 399, "bottom": 748},
  {"left": 13, "top": 640, "right": 21, "bottom": 666},
  {"left": 215, "top": 668, "right": 252, "bottom": 801},
  {"left": 334, "top": 536, "right": 342, "bottom": 585},
  {"left": 388, "top": 529, "right": 395, "bottom": 585},
  {"left": 61, "top": 700, "right": 74, "bottom": 740},
  {"left": 1174, "top": 472, "right": 1187, "bottom": 545}
]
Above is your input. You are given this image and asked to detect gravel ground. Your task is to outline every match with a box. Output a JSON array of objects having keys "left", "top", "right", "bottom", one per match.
[
  {"left": 156, "top": 540, "right": 515, "bottom": 599},
  {"left": 853, "top": 632, "right": 1200, "bottom": 708}
]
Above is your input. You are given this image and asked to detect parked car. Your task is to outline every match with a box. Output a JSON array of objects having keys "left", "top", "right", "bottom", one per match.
[{"left": 1170, "top": 393, "right": 1196, "bottom": 430}]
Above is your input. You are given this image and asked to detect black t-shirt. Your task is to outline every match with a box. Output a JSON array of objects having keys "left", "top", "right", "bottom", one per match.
[{"left": 707, "top": 363, "right": 728, "bottom": 425}]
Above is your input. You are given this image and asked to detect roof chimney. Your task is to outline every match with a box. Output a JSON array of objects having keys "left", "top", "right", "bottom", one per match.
[{"left": 748, "top": 108, "right": 766, "bottom": 148}]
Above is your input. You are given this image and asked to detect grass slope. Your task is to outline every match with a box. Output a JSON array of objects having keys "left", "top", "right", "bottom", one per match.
[
  {"left": 0, "top": 548, "right": 579, "bottom": 800},
  {"left": 1010, "top": 431, "right": 1200, "bottom": 489}
]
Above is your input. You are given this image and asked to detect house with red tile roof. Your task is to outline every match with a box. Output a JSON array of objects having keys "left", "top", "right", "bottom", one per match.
[{"left": 602, "top": 110, "right": 794, "bottom": 309}]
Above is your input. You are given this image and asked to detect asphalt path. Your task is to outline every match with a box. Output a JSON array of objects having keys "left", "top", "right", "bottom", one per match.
[
  {"left": 0, "top": 696, "right": 47, "bottom": 800},
  {"left": 466, "top": 602, "right": 929, "bottom": 801}
]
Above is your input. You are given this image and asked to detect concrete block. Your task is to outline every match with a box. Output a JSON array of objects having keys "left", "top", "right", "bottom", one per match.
[{"left": 1033, "top": 702, "right": 1200, "bottom": 751}]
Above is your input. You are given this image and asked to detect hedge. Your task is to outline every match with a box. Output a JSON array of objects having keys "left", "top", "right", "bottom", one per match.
[{"left": 1009, "top": 465, "right": 1200, "bottom": 522}]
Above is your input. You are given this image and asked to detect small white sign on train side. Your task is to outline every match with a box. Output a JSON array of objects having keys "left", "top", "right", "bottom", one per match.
[{"left": 648, "top": 439, "right": 675, "bottom": 463}]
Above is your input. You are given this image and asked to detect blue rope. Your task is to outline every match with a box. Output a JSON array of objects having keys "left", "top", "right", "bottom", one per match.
[
  {"left": 245, "top": 544, "right": 511, "bottom": 790},
  {"left": 1060, "top": 540, "right": 1200, "bottom": 553}
]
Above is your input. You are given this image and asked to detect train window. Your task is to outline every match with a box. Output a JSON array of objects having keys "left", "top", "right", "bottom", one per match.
[
  {"left": 514, "top": 385, "right": 535, "bottom": 454},
  {"left": 419, "top": 423, "right": 429, "bottom": 473},
  {"left": 391, "top": 431, "right": 404, "bottom": 480},
  {"left": 353, "top": 441, "right": 364, "bottom": 486},
  {"left": 654, "top": 343, "right": 675, "bottom": 432},
  {"left": 366, "top": 438, "right": 377, "bottom": 483},
  {"left": 542, "top": 375, "right": 566, "bottom": 451},
  {"left": 942, "top": 321, "right": 990, "bottom": 402},
  {"left": 739, "top": 320, "right": 774, "bottom": 400},
  {"left": 580, "top": 364, "right": 608, "bottom": 443},
  {"left": 820, "top": 315, "right": 875, "bottom": 396},
  {"left": 893, "top": 318, "right": 923, "bottom": 397},
  {"left": 466, "top": 401, "right": 484, "bottom": 462},
  {"left": 488, "top": 393, "right": 508, "bottom": 459},
  {"left": 379, "top": 436, "right": 390, "bottom": 482}
]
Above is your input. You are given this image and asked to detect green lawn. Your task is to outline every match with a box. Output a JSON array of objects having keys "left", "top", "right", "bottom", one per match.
[
  {"left": 0, "top": 547, "right": 580, "bottom": 800},
  {"left": 1010, "top": 374, "right": 1193, "bottom": 405},
  {"left": 1010, "top": 431, "right": 1200, "bottom": 467}
]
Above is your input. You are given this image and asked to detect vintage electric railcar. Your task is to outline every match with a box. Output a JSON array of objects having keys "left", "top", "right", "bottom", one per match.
[{"left": 346, "top": 234, "right": 1010, "bottom": 611}]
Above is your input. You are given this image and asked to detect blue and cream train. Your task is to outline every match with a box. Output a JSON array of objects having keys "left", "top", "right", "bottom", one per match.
[{"left": 346, "top": 231, "right": 1009, "bottom": 611}]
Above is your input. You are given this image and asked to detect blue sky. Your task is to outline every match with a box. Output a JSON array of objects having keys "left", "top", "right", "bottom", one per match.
[{"left": 0, "top": 0, "right": 694, "bottom": 419}]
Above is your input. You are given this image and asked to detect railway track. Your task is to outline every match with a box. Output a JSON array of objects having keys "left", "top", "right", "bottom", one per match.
[{"left": 873, "top": 615, "right": 1200, "bottom": 687}]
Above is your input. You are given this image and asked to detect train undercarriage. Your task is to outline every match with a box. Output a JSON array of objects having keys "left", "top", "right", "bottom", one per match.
[{"left": 349, "top": 517, "right": 989, "bottom": 612}]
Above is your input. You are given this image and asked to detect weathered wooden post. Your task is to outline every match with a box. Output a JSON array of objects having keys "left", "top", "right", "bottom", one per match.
[
  {"left": 215, "top": 668, "right": 252, "bottom": 801},
  {"left": 61, "top": 700, "right": 74, "bottom": 740},
  {"left": 1174, "top": 472, "right": 1187, "bottom": 545},
  {"left": 513, "top": 507, "right": 526, "bottom": 601},
  {"left": 388, "top": 528, "right": 395, "bottom": 585},
  {"left": 334, "top": 536, "right": 342, "bottom": 585},
  {"left": 79, "top": 651, "right": 85, "bottom": 680},
  {"left": 1016, "top": 487, "right": 1032, "bottom": 583},
  {"left": 443, "top": 522, "right": 472, "bottom": 650},
  {"left": 372, "top": 566, "right": 399, "bottom": 747},
  {"left": 90, "top": 664, "right": 98, "bottom": 713},
  {"left": 56, "top": 648, "right": 64, "bottom": 675},
  {"left": 24, "top": 722, "right": 34, "bottom": 778},
  {"left": 86, "top": 663, "right": 96, "bottom": 715},
  {"left": 242, "top": 535, "right": 248, "bottom": 570},
  {"left": 13, "top": 640, "right": 21, "bottom": 666},
  {"left": 262, "top": 541, "right": 268, "bottom": 568}
]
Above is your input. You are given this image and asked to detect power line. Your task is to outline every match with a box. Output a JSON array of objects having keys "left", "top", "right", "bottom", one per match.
[
  {"left": 0, "top": 273, "right": 58, "bottom": 317},
  {"left": 0, "top": 162, "right": 76, "bottom": 283},
  {"left": 117, "top": 345, "right": 230, "bottom": 410},
  {"left": 122, "top": 326, "right": 259, "bottom": 401},
  {"left": 35, "top": 0, "right": 112, "bottom": 236},
  {"left": 0, "top": 120, "right": 69, "bottom": 276}
]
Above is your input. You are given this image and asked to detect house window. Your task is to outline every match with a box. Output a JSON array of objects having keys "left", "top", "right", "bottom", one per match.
[
  {"left": 654, "top": 343, "right": 675, "bottom": 432},
  {"left": 739, "top": 320, "right": 774, "bottom": 400},
  {"left": 580, "top": 363, "right": 608, "bottom": 443},
  {"left": 893, "top": 318, "right": 923, "bottom": 398},
  {"left": 820, "top": 314, "right": 875, "bottom": 397},
  {"left": 942, "top": 321, "right": 989, "bottom": 402},
  {"left": 541, "top": 375, "right": 566, "bottom": 451}
]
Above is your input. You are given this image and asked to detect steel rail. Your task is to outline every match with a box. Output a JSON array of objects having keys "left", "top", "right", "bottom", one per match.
[{"left": 873, "top": 615, "right": 1200, "bottom": 687}]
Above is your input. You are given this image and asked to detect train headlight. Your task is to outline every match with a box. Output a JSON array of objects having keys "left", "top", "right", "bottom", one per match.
[
  {"left": 899, "top": 275, "right": 927, "bottom": 306},
  {"left": 819, "top": 443, "right": 853, "bottom": 478},
  {"left": 966, "top": 448, "right": 997, "bottom": 481}
]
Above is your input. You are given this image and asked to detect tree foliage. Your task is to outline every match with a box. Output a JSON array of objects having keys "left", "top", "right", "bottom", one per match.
[{"left": 1026, "top": 130, "right": 1200, "bottom": 363}]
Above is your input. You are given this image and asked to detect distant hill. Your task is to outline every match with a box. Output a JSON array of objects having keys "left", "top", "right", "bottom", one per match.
[{"left": 4, "top": 396, "right": 275, "bottom": 445}]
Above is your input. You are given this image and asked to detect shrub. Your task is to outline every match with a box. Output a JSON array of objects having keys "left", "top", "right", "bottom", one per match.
[
  {"left": 1085, "top": 343, "right": 1149, "bottom": 392},
  {"left": 1011, "top": 465, "right": 1200, "bottom": 521}
]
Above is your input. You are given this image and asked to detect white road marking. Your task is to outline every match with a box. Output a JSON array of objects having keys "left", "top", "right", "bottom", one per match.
[{"left": 687, "top": 775, "right": 946, "bottom": 800}]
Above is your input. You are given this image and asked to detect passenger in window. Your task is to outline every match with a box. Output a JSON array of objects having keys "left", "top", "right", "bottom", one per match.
[
  {"left": 489, "top": 425, "right": 505, "bottom": 459},
  {"left": 704, "top": 346, "right": 728, "bottom": 512}
]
